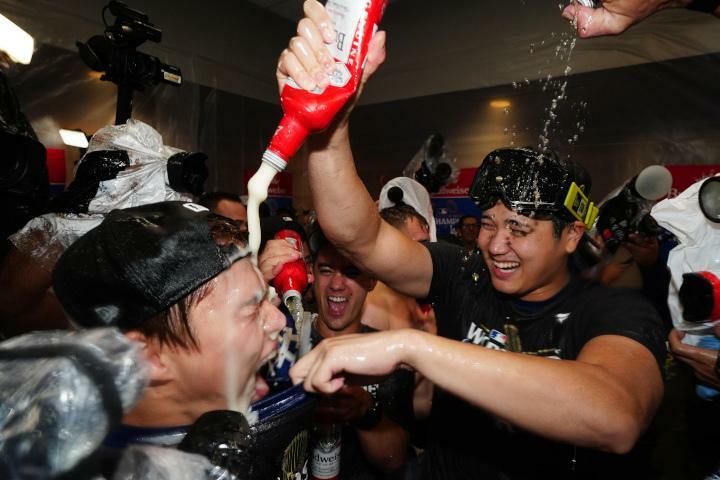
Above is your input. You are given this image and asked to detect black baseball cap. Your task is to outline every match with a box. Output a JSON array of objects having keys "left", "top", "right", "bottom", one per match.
[
  {"left": 469, "top": 147, "right": 597, "bottom": 227},
  {"left": 52, "top": 201, "right": 251, "bottom": 330}
]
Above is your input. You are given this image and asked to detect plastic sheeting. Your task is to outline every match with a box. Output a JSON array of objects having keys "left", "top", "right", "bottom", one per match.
[
  {"left": 9, "top": 212, "right": 102, "bottom": 271},
  {"left": 0, "top": 327, "right": 148, "bottom": 480},
  {"left": 113, "top": 445, "right": 236, "bottom": 480},
  {"left": 652, "top": 174, "right": 720, "bottom": 335},
  {"left": 8, "top": 119, "right": 197, "bottom": 272}
]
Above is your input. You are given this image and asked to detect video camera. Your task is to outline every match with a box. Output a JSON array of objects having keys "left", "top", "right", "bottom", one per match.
[
  {"left": 596, "top": 165, "right": 672, "bottom": 254},
  {"left": 76, "top": 1, "right": 182, "bottom": 124},
  {"left": 403, "top": 133, "right": 457, "bottom": 194}
]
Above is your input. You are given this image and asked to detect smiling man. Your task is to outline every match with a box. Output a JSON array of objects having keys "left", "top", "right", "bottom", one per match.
[
  {"left": 279, "top": 3, "right": 667, "bottom": 478},
  {"left": 299, "top": 225, "right": 413, "bottom": 479},
  {"left": 52, "top": 201, "right": 284, "bottom": 448}
]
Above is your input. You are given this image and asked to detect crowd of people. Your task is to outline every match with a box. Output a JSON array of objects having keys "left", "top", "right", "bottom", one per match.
[{"left": 1, "top": 0, "right": 720, "bottom": 478}]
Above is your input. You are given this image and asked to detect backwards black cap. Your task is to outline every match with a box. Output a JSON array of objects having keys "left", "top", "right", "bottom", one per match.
[{"left": 52, "top": 201, "right": 250, "bottom": 330}]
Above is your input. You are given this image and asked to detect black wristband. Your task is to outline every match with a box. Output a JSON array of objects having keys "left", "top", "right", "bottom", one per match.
[
  {"left": 687, "top": 0, "right": 720, "bottom": 13},
  {"left": 714, "top": 352, "right": 720, "bottom": 380},
  {"left": 351, "top": 397, "right": 383, "bottom": 431}
]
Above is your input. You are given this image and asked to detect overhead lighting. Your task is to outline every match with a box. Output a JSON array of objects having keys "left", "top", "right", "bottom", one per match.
[
  {"left": 490, "top": 99, "right": 511, "bottom": 109},
  {"left": 0, "top": 14, "right": 34, "bottom": 64},
  {"left": 59, "top": 129, "right": 89, "bottom": 149}
]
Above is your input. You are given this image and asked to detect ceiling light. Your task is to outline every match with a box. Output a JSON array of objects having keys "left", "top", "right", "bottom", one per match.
[
  {"left": 0, "top": 14, "right": 34, "bottom": 64},
  {"left": 59, "top": 129, "right": 89, "bottom": 149},
  {"left": 490, "top": 100, "right": 511, "bottom": 109}
]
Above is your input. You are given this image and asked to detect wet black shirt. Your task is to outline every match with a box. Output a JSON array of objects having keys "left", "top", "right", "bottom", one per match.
[
  {"left": 312, "top": 323, "right": 414, "bottom": 480},
  {"left": 420, "top": 242, "right": 667, "bottom": 480}
]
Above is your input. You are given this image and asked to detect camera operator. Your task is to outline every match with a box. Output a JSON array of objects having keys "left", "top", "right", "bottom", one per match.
[{"left": 594, "top": 168, "right": 676, "bottom": 332}]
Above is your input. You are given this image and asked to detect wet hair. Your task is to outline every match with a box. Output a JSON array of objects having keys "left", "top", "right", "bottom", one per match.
[
  {"left": 199, "top": 192, "right": 244, "bottom": 212},
  {"left": 380, "top": 204, "right": 428, "bottom": 231},
  {"left": 132, "top": 216, "right": 248, "bottom": 351},
  {"left": 551, "top": 216, "right": 571, "bottom": 240}
]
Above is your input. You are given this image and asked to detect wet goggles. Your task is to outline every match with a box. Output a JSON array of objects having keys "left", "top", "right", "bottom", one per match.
[{"left": 469, "top": 148, "right": 598, "bottom": 228}]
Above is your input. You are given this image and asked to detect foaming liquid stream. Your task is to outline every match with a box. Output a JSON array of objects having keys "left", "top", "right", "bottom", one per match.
[
  {"left": 242, "top": 159, "right": 281, "bottom": 410},
  {"left": 223, "top": 278, "right": 258, "bottom": 422},
  {"left": 225, "top": 329, "right": 239, "bottom": 412},
  {"left": 286, "top": 295, "right": 313, "bottom": 358},
  {"left": 247, "top": 162, "right": 280, "bottom": 264},
  {"left": 287, "top": 295, "right": 304, "bottom": 327}
]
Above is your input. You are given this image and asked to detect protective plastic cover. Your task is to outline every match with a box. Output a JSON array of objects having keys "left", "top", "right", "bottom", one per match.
[
  {"left": 80, "top": 119, "right": 194, "bottom": 212},
  {"left": 652, "top": 173, "right": 720, "bottom": 334},
  {"left": 113, "top": 445, "right": 236, "bottom": 480},
  {"left": 0, "top": 328, "right": 148, "bottom": 479},
  {"left": 8, "top": 119, "right": 195, "bottom": 272},
  {"left": 8, "top": 212, "right": 103, "bottom": 272}
]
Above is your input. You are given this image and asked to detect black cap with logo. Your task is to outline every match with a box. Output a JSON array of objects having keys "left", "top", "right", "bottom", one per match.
[{"left": 52, "top": 201, "right": 249, "bottom": 330}]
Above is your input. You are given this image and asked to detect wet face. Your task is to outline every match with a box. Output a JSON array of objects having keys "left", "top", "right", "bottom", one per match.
[
  {"left": 400, "top": 216, "right": 430, "bottom": 242},
  {"left": 215, "top": 199, "right": 248, "bottom": 231},
  {"left": 313, "top": 244, "right": 376, "bottom": 337},
  {"left": 478, "top": 201, "right": 582, "bottom": 301},
  {"left": 163, "top": 259, "right": 284, "bottom": 420}
]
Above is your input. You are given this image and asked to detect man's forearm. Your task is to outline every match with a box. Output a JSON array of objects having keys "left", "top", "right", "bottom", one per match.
[{"left": 402, "top": 329, "right": 662, "bottom": 453}]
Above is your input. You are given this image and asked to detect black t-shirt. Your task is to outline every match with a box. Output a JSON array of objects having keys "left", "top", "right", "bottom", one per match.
[
  {"left": 420, "top": 242, "right": 667, "bottom": 480},
  {"left": 311, "top": 323, "right": 415, "bottom": 480}
]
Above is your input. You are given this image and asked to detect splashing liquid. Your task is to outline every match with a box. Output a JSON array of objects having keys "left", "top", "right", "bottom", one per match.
[{"left": 286, "top": 296, "right": 307, "bottom": 359}]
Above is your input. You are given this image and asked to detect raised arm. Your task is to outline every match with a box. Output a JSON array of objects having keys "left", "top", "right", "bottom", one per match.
[
  {"left": 276, "top": 0, "right": 433, "bottom": 298},
  {"left": 563, "top": 0, "right": 720, "bottom": 38}
]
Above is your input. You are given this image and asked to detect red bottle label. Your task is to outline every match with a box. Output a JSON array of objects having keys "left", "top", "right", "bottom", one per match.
[{"left": 267, "top": 0, "right": 389, "bottom": 164}]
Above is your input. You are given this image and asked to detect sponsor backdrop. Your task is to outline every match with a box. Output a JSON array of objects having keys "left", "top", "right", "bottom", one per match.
[{"left": 431, "top": 168, "right": 482, "bottom": 237}]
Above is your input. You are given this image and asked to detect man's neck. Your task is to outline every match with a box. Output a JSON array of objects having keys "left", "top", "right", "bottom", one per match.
[
  {"left": 121, "top": 384, "right": 201, "bottom": 428},
  {"left": 518, "top": 269, "right": 572, "bottom": 303},
  {"left": 315, "top": 315, "right": 364, "bottom": 339}
]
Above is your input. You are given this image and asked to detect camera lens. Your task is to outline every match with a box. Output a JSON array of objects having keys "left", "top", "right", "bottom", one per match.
[{"left": 699, "top": 177, "right": 720, "bottom": 223}]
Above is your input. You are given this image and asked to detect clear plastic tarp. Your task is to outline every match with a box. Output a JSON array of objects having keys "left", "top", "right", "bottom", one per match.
[{"left": 0, "top": 327, "right": 148, "bottom": 479}]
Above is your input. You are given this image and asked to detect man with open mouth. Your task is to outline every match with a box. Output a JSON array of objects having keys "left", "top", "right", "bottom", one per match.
[{"left": 52, "top": 201, "right": 285, "bottom": 457}]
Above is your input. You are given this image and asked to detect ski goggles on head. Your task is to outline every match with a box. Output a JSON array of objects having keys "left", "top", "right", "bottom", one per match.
[{"left": 469, "top": 148, "right": 598, "bottom": 228}]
